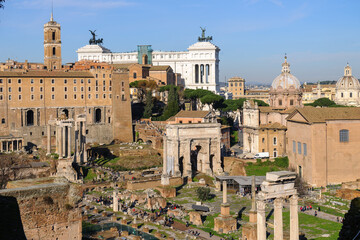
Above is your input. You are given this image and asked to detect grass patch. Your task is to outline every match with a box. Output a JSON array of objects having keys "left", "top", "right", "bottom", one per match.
[
  {"left": 84, "top": 169, "right": 97, "bottom": 181},
  {"left": 245, "top": 157, "right": 288, "bottom": 176}
]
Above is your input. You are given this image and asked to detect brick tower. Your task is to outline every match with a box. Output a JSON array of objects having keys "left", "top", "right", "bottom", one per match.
[{"left": 44, "top": 12, "right": 62, "bottom": 70}]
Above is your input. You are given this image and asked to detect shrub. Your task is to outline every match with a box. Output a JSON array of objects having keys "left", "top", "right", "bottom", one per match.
[
  {"left": 196, "top": 187, "right": 211, "bottom": 202},
  {"left": 274, "top": 157, "right": 289, "bottom": 168}
]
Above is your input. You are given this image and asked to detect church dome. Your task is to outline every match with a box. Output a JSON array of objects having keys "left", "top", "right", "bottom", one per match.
[
  {"left": 336, "top": 64, "right": 360, "bottom": 89},
  {"left": 271, "top": 56, "right": 301, "bottom": 90}
]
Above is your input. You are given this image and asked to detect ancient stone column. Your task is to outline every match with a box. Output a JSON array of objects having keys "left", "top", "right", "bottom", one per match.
[
  {"left": 67, "top": 126, "right": 71, "bottom": 159},
  {"left": 173, "top": 140, "right": 180, "bottom": 176},
  {"left": 113, "top": 191, "right": 118, "bottom": 212},
  {"left": 47, "top": 124, "right": 51, "bottom": 155},
  {"left": 11, "top": 141, "right": 13, "bottom": 152},
  {"left": 202, "top": 139, "right": 211, "bottom": 175},
  {"left": 184, "top": 139, "right": 192, "bottom": 178},
  {"left": 274, "top": 198, "right": 284, "bottom": 240},
  {"left": 0, "top": 141, "right": 3, "bottom": 152},
  {"left": 62, "top": 126, "right": 66, "bottom": 158},
  {"left": 290, "top": 194, "right": 299, "bottom": 240},
  {"left": 223, "top": 181, "right": 227, "bottom": 204},
  {"left": 82, "top": 122, "right": 87, "bottom": 163},
  {"left": 74, "top": 122, "right": 78, "bottom": 163},
  {"left": 257, "top": 200, "right": 266, "bottom": 240},
  {"left": 162, "top": 136, "right": 168, "bottom": 175}
]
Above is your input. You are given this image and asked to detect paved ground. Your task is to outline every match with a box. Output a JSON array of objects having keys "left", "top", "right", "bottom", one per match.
[{"left": 301, "top": 209, "right": 340, "bottom": 222}]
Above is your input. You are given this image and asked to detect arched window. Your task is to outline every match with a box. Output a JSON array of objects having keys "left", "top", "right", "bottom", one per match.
[
  {"left": 52, "top": 31, "right": 56, "bottom": 41},
  {"left": 133, "top": 72, "right": 137, "bottom": 79},
  {"left": 350, "top": 92, "right": 353, "bottom": 98},
  {"left": 52, "top": 47, "right": 56, "bottom": 56},
  {"left": 1, "top": 118, "right": 5, "bottom": 124},
  {"left": 339, "top": 129, "right": 349, "bottom": 142},
  {"left": 341, "top": 93, "right": 344, "bottom": 98}
]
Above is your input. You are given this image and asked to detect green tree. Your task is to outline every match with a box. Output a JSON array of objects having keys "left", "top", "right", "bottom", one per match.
[
  {"left": 338, "top": 197, "right": 360, "bottom": 240},
  {"left": 143, "top": 90, "right": 153, "bottom": 118},
  {"left": 156, "top": 85, "right": 180, "bottom": 120},
  {"left": 196, "top": 187, "right": 211, "bottom": 201},
  {"left": 311, "top": 98, "right": 336, "bottom": 107},
  {"left": 0, "top": 0, "right": 5, "bottom": 9},
  {"left": 129, "top": 80, "right": 157, "bottom": 102},
  {"left": 200, "top": 94, "right": 225, "bottom": 110}
]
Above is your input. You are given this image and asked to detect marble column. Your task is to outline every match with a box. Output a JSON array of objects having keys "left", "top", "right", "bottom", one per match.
[
  {"left": 223, "top": 180, "right": 227, "bottom": 204},
  {"left": 113, "top": 191, "right": 118, "bottom": 212},
  {"left": 11, "top": 141, "right": 13, "bottom": 152},
  {"left": 274, "top": 198, "right": 284, "bottom": 240},
  {"left": 82, "top": 122, "right": 87, "bottom": 163},
  {"left": 0, "top": 141, "right": 3, "bottom": 152},
  {"left": 67, "top": 126, "right": 71, "bottom": 159},
  {"left": 162, "top": 136, "right": 168, "bottom": 175},
  {"left": 290, "top": 194, "right": 299, "bottom": 240},
  {"left": 202, "top": 139, "right": 211, "bottom": 175},
  {"left": 62, "top": 127, "right": 66, "bottom": 158},
  {"left": 47, "top": 125, "right": 51, "bottom": 155},
  {"left": 173, "top": 140, "right": 180, "bottom": 176},
  {"left": 74, "top": 123, "right": 78, "bottom": 163},
  {"left": 257, "top": 200, "right": 266, "bottom": 240}
]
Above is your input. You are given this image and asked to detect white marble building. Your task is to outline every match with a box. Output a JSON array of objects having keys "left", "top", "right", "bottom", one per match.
[{"left": 77, "top": 34, "right": 220, "bottom": 92}]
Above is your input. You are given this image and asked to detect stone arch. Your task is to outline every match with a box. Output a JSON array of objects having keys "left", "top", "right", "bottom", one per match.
[
  {"left": 26, "top": 110, "right": 34, "bottom": 126},
  {"left": 191, "top": 145, "right": 202, "bottom": 175},
  {"left": 146, "top": 140, "right": 153, "bottom": 145},
  {"left": 95, "top": 108, "right": 101, "bottom": 123},
  {"left": 137, "top": 138, "right": 144, "bottom": 143}
]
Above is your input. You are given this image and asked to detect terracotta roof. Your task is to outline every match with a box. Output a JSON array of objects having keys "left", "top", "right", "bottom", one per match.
[
  {"left": 174, "top": 110, "right": 210, "bottom": 118},
  {"left": 111, "top": 64, "right": 134, "bottom": 70},
  {"left": 0, "top": 70, "right": 94, "bottom": 78},
  {"left": 259, "top": 106, "right": 298, "bottom": 114},
  {"left": 150, "top": 66, "right": 171, "bottom": 71},
  {"left": 303, "top": 84, "right": 336, "bottom": 92},
  {"left": 260, "top": 122, "right": 287, "bottom": 130},
  {"left": 287, "top": 106, "right": 360, "bottom": 123}
]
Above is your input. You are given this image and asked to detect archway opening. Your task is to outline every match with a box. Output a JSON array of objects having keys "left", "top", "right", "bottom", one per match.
[
  {"left": 179, "top": 156, "right": 184, "bottom": 176},
  {"left": 146, "top": 140, "right": 152, "bottom": 145},
  {"left": 95, "top": 108, "right": 101, "bottom": 123},
  {"left": 62, "top": 109, "right": 69, "bottom": 118},
  {"left": 210, "top": 154, "right": 214, "bottom": 172},
  {"left": 190, "top": 145, "right": 201, "bottom": 176},
  {"left": 26, "top": 110, "right": 34, "bottom": 126}
]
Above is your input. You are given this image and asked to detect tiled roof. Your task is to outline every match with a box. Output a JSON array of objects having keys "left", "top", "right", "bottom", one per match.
[
  {"left": 287, "top": 106, "right": 360, "bottom": 123},
  {"left": 259, "top": 106, "right": 298, "bottom": 114},
  {"left": 0, "top": 70, "right": 94, "bottom": 78},
  {"left": 174, "top": 110, "right": 210, "bottom": 118},
  {"left": 260, "top": 122, "right": 287, "bottom": 130},
  {"left": 150, "top": 66, "right": 171, "bottom": 71}
]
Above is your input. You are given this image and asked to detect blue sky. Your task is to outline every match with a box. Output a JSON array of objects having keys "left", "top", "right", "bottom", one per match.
[{"left": 1, "top": 0, "right": 360, "bottom": 84}]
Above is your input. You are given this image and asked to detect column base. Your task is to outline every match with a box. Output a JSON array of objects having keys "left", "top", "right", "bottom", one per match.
[{"left": 161, "top": 174, "right": 170, "bottom": 185}]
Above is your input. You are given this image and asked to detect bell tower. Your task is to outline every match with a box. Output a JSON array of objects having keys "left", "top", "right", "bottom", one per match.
[{"left": 44, "top": 12, "right": 62, "bottom": 70}]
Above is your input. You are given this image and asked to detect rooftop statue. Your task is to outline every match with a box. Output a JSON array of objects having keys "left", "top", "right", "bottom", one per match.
[
  {"left": 89, "top": 30, "right": 103, "bottom": 45},
  {"left": 198, "top": 27, "right": 213, "bottom": 42}
]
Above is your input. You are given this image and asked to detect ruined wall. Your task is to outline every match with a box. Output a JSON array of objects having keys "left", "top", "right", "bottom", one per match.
[
  {"left": 0, "top": 178, "right": 82, "bottom": 240},
  {"left": 127, "top": 177, "right": 183, "bottom": 190}
]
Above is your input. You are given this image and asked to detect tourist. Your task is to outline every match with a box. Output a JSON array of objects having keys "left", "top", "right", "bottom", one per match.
[{"left": 314, "top": 211, "right": 317, "bottom": 217}]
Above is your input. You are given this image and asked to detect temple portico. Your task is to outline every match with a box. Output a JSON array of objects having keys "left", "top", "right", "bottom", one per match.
[
  {"left": 0, "top": 136, "right": 23, "bottom": 152},
  {"left": 257, "top": 171, "right": 299, "bottom": 240}
]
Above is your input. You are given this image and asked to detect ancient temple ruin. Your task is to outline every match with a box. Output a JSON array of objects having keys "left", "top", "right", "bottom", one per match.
[{"left": 257, "top": 171, "right": 298, "bottom": 240}]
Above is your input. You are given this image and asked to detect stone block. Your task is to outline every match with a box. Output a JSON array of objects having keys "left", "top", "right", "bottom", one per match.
[
  {"left": 220, "top": 203, "right": 230, "bottom": 216},
  {"left": 156, "top": 186, "right": 177, "bottom": 198},
  {"left": 189, "top": 211, "right": 203, "bottom": 226},
  {"left": 242, "top": 223, "right": 257, "bottom": 240}
]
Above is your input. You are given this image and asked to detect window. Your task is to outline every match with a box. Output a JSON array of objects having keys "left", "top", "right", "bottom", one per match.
[
  {"left": 303, "top": 143, "right": 307, "bottom": 156},
  {"left": 109, "top": 94, "right": 112, "bottom": 98},
  {"left": 74, "top": 87, "right": 77, "bottom": 92},
  {"left": 31, "top": 79, "right": 34, "bottom": 84},
  {"left": 88, "top": 94, "right": 91, "bottom": 99},
  {"left": 273, "top": 148, "right": 277, "bottom": 157},
  {"left": 18, "top": 95, "right": 22, "bottom": 100},
  {"left": 95, "top": 74, "right": 98, "bottom": 78},
  {"left": 8, "top": 79, "right": 11, "bottom": 84},
  {"left": 103, "top": 94, "right": 106, "bottom": 99},
  {"left": 278, "top": 99, "right": 282, "bottom": 106},
  {"left": 51, "top": 79, "right": 55, "bottom": 84},
  {"left": 74, "top": 94, "right": 77, "bottom": 99},
  {"left": 51, "top": 95, "right": 55, "bottom": 100},
  {"left": 341, "top": 92, "right": 344, "bottom": 98},
  {"left": 52, "top": 31, "right": 56, "bottom": 40},
  {"left": 81, "top": 79, "right": 84, "bottom": 84},
  {"left": 81, "top": 94, "right": 84, "bottom": 99},
  {"left": 9, "top": 95, "right": 11, "bottom": 100},
  {"left": 298, "top": 142, "right": 301, "bottom": 154},
  {"left": 0, "top": 79, "right": 2, "bottom": 84},
  {"left": 74, "top": 79, "right": 77, "bottom": 84},
  {"left": 121, "top": 81, "right": 124, "bottom": 87},
  {"left": 133, "top": 72, "right": 137, "bottom": 79},
  {"left": 52, "top": 87, "right": 55, "bottom": 92},
  {"left": 40, "top": 79, "right": 43, "bottom": 84},
  {"left": 273, "top": 137, "right": 277, "bottom": 145},
  {"left": 109, "top": 81, "right": 112, "bottom": 86},
  {"left": 109, "top": 74, "right": 111, "bottom": 78},
  {"left": 64, "top": 87, "right": 67, "bottom": 92},
  {"left": 40, "top": 95, "right": 43, "bottom": 100},
  {"left": 8, "top": 87, "right": 11, "bottom": 92},
  {"left": 293, "top": 141, "right": 296, "bottom": 153},
  {"left": 96, "top": 94, "right": 99, "bottom": 99},
  {"left": 262, "top": 138, "right": 265, "bottom": 143},
  {"left": 88, "top": 79, "right": 91, "bottom": 84},
  {"left": 103, "top": 74, "right": 105, "bottom": 78},
  {"left": 0, "top": 87, "right": 2, "bottom": 92},
  {"left": 340, "top": 129, "right": 349, "bottom": 142},
  {"left": 52, "top": 47, "right": 56, "bottom": 56},
  {"left": 290, "top": 99, "right": 294, "bottom": 105},
  {"left": 30, "top": 87, "right": 34, "bottom": 92},
  {"left": 0, "top": 95, "right": 3, "bottom": 100},
  {"left": 18, "top": 87, "right": 21, "bottom": 92},
  {"left": 88, "top": 87, "right": 91, "bottom": 91},
  {"left": 81, "top": 87, "right": 84, "bottom": 92},
  {"left": 31, "top": 95, "right": 34, "bottom": 100},
  {"left": 122, "top": 95, "right": 125, "bottom": 101},
  {"left": 18, "top": 79, "right": 21, "bottom": 84},
  {"left": 96, "top": 80, "right": 98, "bottom": 86},
  {"left": 1, "top": 118, "right": 5, "bottom": 124},
  {"left": 350, "top": 92, "right": 353, "bottom": 98},
  {"left": 40, "top": 87, "right": 43, "bottom": 92},
  {"left": 64, "top": 94, "right": 67, "bottom": 100}
]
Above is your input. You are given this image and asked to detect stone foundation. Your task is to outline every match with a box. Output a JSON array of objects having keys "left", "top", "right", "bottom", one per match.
[
  {"left": 156, "top": 186, "right": 177, "bottom": 198},
  {"left": 242, "top": 223, "right": 257, "bottom": 240},
  {"left": 214, "top": 215, "right": 237, "bottom": 233}
]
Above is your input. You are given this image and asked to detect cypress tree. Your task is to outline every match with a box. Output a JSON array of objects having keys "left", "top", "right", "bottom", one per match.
[{"left": 143, "top": 90, "right": 153, "bottom": 118}]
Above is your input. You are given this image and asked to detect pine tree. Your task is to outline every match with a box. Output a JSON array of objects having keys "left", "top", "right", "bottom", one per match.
[
  {"left": 338, "top": 197, "right": 360, "bottom": 239},
  {"left": 143, "top": 90, "right": 153, "bottom": 118},
  {"left": 159, "top": 86, "right": 180, "bottom": 120}
]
